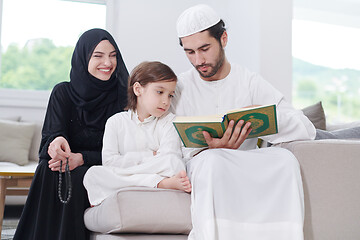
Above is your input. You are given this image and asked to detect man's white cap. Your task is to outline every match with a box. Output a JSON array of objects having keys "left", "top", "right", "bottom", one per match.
[{"left": 176, "top": 4, "right": 220, "bottom": 38}]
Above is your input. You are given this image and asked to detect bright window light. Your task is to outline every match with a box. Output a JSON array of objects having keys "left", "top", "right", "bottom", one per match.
[
  {"left": 292, "top": 19, "right": 360, "bottom": 123},
  {"left": 0, "top": 0, "right": 106, "bottom": 90}
]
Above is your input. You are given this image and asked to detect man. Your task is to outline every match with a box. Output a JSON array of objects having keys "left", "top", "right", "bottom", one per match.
[{"left": 172, "top": 4, "right": 316, "bottom": 240}]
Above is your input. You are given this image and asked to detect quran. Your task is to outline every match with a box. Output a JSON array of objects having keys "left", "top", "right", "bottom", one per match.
[{"left": 173, "top": 104, "right": 278, "bottom": 148}]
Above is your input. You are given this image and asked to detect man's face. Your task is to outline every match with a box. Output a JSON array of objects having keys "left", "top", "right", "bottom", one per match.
[{"left": 181, "top": 31, "right": 225, "bottom": 81}]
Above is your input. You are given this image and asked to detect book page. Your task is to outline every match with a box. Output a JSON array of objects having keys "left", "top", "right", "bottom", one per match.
[
  {"left": 226, "top": 104, "right": 271, "bottom": 114},
  {"left": 226, "top": 104, "right": 278, "bottom": 138},
  {"left": 173, "top": 114, "right": 223, "bottom": 123}
]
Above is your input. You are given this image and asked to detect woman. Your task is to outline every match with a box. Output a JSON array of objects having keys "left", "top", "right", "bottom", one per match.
[{"left": 14, "top": 28, "right": 128, "bottom": 240}]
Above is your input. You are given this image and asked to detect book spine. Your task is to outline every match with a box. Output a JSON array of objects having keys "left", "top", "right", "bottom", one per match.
[
  {"left": 172, "top": 123, "right": 187, "bottom": 147},
  {"left": 221, "top": 115, "right": 228, "bottom": 133},
  {"left": 273, "top": 105, "right": 278, "bottom": 133}
]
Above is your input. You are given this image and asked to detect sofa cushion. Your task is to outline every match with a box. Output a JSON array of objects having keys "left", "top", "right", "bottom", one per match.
[
  {"left": 301, "top": 101, "right": 326, "bottom": 130},
  {"left": 0, "top": 119, "right": 36, "bottom": 165},
  {"left": 90, "top": 233, "right": 188, "bottom": 240},
  {"left": 1, "top": 116, "right": 21, "bottom": 121},
  {"left": 84, "top": 187, "right": 192, "bottom": 234},
  {"left": 25, "top": 120, "right": 42, "bottom": 162}
]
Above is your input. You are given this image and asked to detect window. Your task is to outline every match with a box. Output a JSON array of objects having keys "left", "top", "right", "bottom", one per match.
[
  {"left": 292, "top": 19, "right": 360, "bottom": 123},
  {"left": 0, "top": 0, "right": 106, "bottom": 90}
]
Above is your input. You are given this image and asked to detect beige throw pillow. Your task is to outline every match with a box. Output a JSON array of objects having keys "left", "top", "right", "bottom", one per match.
[
  {"left": 301, "top": 101, "right": 327, "bottom": 130},
  {"left": 26, "top": 121, "right": 42, "bottom": 162},
  {"left": 0, "top": 119, "right": 36, "bottom": 165}
]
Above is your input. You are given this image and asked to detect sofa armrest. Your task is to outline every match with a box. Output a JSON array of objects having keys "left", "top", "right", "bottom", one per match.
[{"left": 278, "top": 139, "right": 360, "bottom": 240}]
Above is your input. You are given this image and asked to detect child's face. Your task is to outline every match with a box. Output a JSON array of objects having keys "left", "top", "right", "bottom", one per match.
[{"left": 135, "top": 80, "right": 176, "bottom": 121}]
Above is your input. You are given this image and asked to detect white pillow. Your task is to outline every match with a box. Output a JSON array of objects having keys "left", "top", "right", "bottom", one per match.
[{"left": 0, "top": 119, "right": 36, "bottom": 165}]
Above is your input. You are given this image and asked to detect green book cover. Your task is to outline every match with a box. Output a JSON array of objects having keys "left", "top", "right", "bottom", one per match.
[{"left": 173, "top": 104, "right": 278, "bottom": 148}]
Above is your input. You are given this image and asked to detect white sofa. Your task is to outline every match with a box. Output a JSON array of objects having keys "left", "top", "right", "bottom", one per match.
[
  {"left": 84, "top": 137, "right": 360, "bottom": 240},
  {"left": 1, "top": 101, "right": 360, "bottom": 239},
  {"left": 85, "top": 102, "right": 360, "bottom": 240},
  {"left": 0, "top": 117, "right": 42, "bottom": 234},
  {"left": 0, "top": 117, "right": 42, "bottom": 197}
]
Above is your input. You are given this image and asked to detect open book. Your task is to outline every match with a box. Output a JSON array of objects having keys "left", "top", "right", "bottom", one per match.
[{"left": 173, "top": 104, "right": 278, "bottom": 148}]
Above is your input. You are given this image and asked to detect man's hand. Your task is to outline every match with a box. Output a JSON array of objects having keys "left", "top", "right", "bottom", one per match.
[{"left": 203, "top": 120, "right": 252, "bottom": 149}]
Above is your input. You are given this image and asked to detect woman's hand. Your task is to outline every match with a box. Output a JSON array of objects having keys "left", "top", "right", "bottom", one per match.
[
  {"left": 48, "top": 136, "right": 84, "bottom": 171},
  {"left": 49, "top": 152, "right": 84, "bottom": 172},
  {"left": 48, "top": 136, "right": 70, "bottom": 161}
]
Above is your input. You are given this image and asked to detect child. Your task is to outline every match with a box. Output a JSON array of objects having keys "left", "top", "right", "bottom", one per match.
[{"left": 83, "top": 61, "right": 191, "bottom": 206}]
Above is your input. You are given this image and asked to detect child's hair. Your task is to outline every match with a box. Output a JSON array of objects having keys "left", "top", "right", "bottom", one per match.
[{"left": 126, "top": 61, "right": 177, "bottom": 111}]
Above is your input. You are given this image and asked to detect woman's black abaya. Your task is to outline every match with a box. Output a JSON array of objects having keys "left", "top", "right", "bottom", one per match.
[{"left": 13, "top": 28, "right": 128, "bottom": 240}]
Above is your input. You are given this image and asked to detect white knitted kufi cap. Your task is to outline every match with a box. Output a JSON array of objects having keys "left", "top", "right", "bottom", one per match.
[{"left": 176, "top": 4, "right": 220, "bottom": 38}]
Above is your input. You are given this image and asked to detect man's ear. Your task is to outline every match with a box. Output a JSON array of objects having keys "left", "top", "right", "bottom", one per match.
[
  {"left": 220, "top": 31, "right": 228, "bottom": 48},
  {"left": 133, "top": 82, "right": 142, "bottom": 96}
]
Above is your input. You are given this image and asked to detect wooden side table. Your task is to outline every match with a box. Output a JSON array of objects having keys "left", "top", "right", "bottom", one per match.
[{"left": 0, "top": 165, "right": 36, "bottom": 235}]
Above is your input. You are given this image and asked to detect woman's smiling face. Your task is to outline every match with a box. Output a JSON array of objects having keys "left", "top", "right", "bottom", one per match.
[{"left": 88, "top": 40, "right": 117, "bottom": 81}]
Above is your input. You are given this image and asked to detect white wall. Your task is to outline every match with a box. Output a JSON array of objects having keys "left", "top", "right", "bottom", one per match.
[
  {"left": 106, "top": 0, "right": 195, "bottom": 74},
  {"left": 0, "top": 0, "right": 293, "bottom": 116},
  {"left": 106, "top": 0, "right": 293, "bottom": 100}
]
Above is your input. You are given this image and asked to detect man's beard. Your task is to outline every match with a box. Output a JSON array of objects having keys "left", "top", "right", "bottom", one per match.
[{"left": 195, "top": 48, "right": 225, "bottom": 79}]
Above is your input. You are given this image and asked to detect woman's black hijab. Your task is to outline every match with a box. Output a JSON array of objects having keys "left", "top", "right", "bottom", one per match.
[{"left": 68, "top": 28, "right": 128, "bottom": 129}]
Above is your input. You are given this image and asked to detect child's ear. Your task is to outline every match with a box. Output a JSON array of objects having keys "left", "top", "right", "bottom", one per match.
[{"left": 133, "top": 82, "right": 142, "bottom": 96}]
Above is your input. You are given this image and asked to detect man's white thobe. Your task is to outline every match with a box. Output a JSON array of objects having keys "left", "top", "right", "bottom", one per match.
[{"left": 172, "top": 64, "right": 316, "bottom": 240}]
